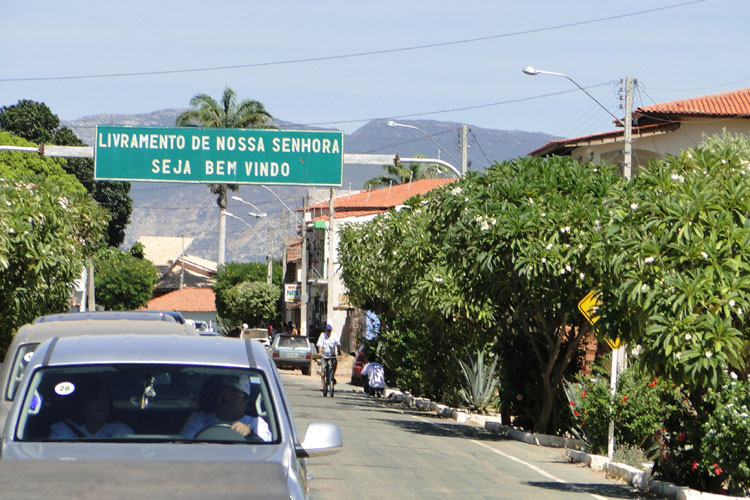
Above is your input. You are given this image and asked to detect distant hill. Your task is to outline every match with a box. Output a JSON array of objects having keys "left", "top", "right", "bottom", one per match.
[{"left": 63, "top": 110, "right": 558, "bottom": 263}]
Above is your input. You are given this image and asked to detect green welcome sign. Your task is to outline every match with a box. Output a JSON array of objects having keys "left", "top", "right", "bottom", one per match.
[{"left": 94, "top": 125, "right": 343, "bottom": 186}]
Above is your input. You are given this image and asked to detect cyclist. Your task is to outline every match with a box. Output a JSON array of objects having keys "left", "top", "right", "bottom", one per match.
[{"left": 316, "top": 324, "right": 340, "bottom": 391}]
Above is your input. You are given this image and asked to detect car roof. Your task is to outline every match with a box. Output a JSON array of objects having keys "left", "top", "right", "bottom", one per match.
[
  {"left": 12, "top": 319, "right": 195, "bottom": 345},
  {"left": 33, "top": 311, "right": 179, "bottom": 323},
  {"left": 36, "top": 334, "right": 268, "bottom": 369}
]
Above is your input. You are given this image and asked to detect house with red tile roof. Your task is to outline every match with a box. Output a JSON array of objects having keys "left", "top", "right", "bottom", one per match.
[
  {"left": 529, "top": 88, "right": 750, "bottom": 173},
  {"left": 145, "top": 287, "right": 217, "bottom": 330},
  {"left": 284, "top": 178, "right": 457, "bottom": 350}
]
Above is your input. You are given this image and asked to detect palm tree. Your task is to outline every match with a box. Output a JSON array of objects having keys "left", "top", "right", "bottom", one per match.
[
  {"left": 363, "top": 155, "right": 454, "bottom": 190},
  {"left": 176, "top": 87, "right": 273, "bottom": 265}
]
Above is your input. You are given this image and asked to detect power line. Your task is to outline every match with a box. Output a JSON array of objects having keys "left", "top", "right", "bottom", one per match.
[{"left": 0, "top": 1, "right": 707, "bottom": 83}]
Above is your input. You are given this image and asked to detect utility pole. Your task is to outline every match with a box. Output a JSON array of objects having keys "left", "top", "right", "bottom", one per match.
[
  {"left": 87, "top": 263, "right": 96, "bottom": 311},
  {"left": 461, "top": 125, "right": 468, "bottom": 175},
  {"left": 326, "top": 187, "right": 336, "bottom": 333},
  {"left": 266, "top": 226, "right": 273, "bottom": 284},
  {"left": 280, "top": 211, "right": 287, "bottom": 324},
  {"left": 300, "top": 195, "right": 308, "bottom": 337},
  {"left": 623, "top": 76, "right": 633, "bottom": 180}
]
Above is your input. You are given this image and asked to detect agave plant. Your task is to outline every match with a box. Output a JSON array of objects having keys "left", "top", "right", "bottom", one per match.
[{"left": 458, "top": 350, "right": 500, "bottom": 413}]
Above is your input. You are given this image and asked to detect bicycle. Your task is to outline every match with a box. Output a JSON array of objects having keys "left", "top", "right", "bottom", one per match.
[{"left": 321, "top": 356, "right": 335, "bottom": 397}]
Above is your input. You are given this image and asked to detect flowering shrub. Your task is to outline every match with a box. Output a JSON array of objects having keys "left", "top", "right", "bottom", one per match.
[
  {"left": 571, "top": 366, "right": 750, "bottom": 496},
  {"left": 698, "top": 375, "right": 750, "bottom": 496},
  {"left": 566, "top": 359, "right": 679, "bottom": 456}
]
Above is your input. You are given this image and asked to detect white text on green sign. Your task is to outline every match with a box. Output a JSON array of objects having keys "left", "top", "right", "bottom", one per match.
[{"left": 94, "top": 125, "right": 343, "bottom": 186}]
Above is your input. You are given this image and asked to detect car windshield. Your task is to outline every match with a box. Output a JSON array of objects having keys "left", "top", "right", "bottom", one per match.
[
  {"left": 277, "top": 337, "right": 308, "bottom": 348},
  {"left": 14, "top": 364, "right": 279, "bottom": 444}
]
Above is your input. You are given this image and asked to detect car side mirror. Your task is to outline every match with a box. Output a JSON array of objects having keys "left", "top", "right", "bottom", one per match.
[{"left": 295, "top": 421, "right": 342, "bottom": 458}]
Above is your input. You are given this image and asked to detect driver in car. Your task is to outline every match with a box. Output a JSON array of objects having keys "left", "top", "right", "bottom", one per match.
[{"left": 180, "top": 375, "right": 272, "bottom": 442}]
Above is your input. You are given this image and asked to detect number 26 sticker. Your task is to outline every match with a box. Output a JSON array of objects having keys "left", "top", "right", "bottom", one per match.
[{"left": 55, "top": 382, "right": 76, "bottom": 396}]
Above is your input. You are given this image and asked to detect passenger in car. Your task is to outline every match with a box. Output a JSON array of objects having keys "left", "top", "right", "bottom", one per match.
[
  {"left": 49, "top": 379, "right": 133, "bottom": 439},
  {"left": 180, "top": 375, "right": 272, "bottom": 442}
]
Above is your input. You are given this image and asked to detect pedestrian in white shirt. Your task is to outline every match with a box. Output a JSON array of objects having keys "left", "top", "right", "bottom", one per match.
[{"left": 361, "top": 361, "right": 386, "bottom": 397}]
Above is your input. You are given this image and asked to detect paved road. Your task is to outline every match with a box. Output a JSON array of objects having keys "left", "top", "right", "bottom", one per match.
[{"left": 281, "top": 371, "right": 662, "bottom": 500}]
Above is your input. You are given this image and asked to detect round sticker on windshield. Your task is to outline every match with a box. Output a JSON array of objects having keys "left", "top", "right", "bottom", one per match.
[
  {"left": 54, "top": 382, "right": 75, "bottom": 396},
  {"left": 23, "top": 352, "right": 34, "bottom": 363}
]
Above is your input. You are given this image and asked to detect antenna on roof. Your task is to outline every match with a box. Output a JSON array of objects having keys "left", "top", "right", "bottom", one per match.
[{"left": 408, "top": 171, "right": 413, "bottom": 190}]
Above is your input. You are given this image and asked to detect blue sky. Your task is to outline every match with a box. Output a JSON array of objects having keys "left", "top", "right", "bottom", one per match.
[{"left": 2, "top": 0, "right": 747, "bottom": 140}]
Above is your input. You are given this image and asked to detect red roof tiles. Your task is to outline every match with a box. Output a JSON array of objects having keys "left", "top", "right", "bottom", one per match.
[
  {"left": 636, "top": 88, "right": 750, "bottom": 117},
  {"left": 308, "top": 178, "right": 456, "bottom": 217},
  {"left": 146, "top": 287, "right": 216, "bottom": 312}
]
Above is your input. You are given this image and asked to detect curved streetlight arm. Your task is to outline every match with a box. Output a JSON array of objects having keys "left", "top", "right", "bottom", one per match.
[
  {"left": 387, "top": 120, "right": 461, "bottom": 167},
  {"left": 522, "top": 66, "right": 622, "bottom": 126},
  {"left": 398, "top": 156, "right": 461, "bottom": 178},
  {"left": 224, "top": 212, "right": 260, "bottom": 239},
  {"left": 260, "top": 185, "right": 303, "bottom": 225}
]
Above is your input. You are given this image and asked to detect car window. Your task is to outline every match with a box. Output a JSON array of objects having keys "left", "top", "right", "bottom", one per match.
[
  {"left": 6, "top": 343, "right": 40, "bottom": 401},
  {"left": 13, "top": 364, "right": 279, "bottom": 444},
  {"left": 277, "top": 337, "right": 309, "bottom": 348}
]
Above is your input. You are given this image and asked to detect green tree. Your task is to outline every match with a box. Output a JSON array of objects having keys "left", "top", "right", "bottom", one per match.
[
  {"left": 340, "top": 156, "right": 624, "bottom": 432},
  {"left": 0, "top": 132, "right": 108, "bottom": 355},
  {"left": 0, "top": 99, "right": 58, "bottom": 144},
  {"left": 213, "top": 261, "right": 283, "bottom": 326},
  {"left": 94, "top": 247, "right": 159, "bottom": 310},
  {"left": 363, "top": 156, "right": 454, "bottom": 190},
  {"left": 221, "top": 281, "right": 280, "bottom": 328},
  {"left": 601, "top": 134, "right": 750, "bottom": 395},
  {"left": 0, "top": 100, "right": 132, "bottom": 247},
  {"left": 176, "top": 87, "right": 274, "bottom": 262},
  {"left": 54, "top": 127, "right": 132, "bottom": 247}
]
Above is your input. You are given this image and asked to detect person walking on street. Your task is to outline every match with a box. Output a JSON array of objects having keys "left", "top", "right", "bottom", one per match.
[{"left": 316, "top": 324, "right": 340, "bottom": 391}]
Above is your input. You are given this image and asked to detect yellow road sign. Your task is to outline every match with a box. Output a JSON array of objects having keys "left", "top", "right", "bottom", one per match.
[
  {"left": 578, "top": 289, "right": 602, "bottom": 325},
  {"left": 605, "top": 337, "right": 621, "bottom": 349}
]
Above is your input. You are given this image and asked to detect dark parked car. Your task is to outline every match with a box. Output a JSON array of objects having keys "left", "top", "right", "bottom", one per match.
[{"left": 271, "top": 335, "right": 313, "bottom": 375}]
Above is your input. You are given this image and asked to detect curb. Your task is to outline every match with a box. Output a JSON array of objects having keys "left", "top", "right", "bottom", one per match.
[{"left": 383, "top": 389, "right": 747, "bottom": 500}]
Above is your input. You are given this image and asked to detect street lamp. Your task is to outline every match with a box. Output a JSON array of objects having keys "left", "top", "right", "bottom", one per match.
[
  {"left": 224, "top": 211, "right": 260, "bottom": 239},
  {"left": 522, "top": 65, "right": 633, "bottom": 180},
  {"left": 386, "top": 120, "right": 462, "bottom": 169},
  {"left": 232, "top": 195, "right": 285, "bottom": 240},
  {"left": 260, "top": 185, "right": 303, "bottom": 225}
]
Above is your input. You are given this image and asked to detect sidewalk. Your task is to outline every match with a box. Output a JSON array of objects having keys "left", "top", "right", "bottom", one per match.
[{"left": 370, "top": 387, "right": 747, "bottom": 500}]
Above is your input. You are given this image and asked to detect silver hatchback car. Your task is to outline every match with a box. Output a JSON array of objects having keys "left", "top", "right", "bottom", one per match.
[
  {"left": 0, "top": 311, "right": 198, "bottom": 431},
  {"left": 1, "top": 335, "right": 342, "bottom": 499}
]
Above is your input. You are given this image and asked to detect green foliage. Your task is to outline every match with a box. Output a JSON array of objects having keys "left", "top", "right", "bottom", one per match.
[
  {"left": 601, "top": 139, "right": 750, "bottom": 395},
  {"left": 457, "top": 349, "right": 500, "bottom": 413},
  {"left": 0, "top": 99, "right": 58, "bottom": 143},
  {"left": 54, "top": 126, "right": 132, "bottom": 247},
  {"left": 221, "top": 281, "right": 280, "bottom": 327},
  {"left": 0, "top": 101, "right": 132, "bottom": 247},
  {"left": 340, "top": 155, "right": 623, "bottom": 432},
  {"left": 566, "top": 360, "right": 684, "bottom": 456},
  {"left": 0, "top": 165, "right": 107, "bottom": 355},
  {"left": 698, "top": 374, "right": 750, "bottom": 495},
  {"left": 213, "top": 262, "right": 282, "bottom": 327},
  {"left": 94, "top": 248, "right": 159, "bottom": 310}
]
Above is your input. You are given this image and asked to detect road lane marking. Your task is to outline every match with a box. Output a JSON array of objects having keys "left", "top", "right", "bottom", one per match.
[{"left": 409, "top": 414, "right": 609, "bottom": 500}]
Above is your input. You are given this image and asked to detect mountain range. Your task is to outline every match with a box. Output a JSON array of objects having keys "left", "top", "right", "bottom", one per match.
[{"left": 63, "top": 110, "right": 559, "bottom": 263}]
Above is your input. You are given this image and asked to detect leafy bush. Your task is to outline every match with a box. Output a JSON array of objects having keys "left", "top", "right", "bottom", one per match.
[
  {"left": 457, "top": 350, "right": 499, "bottom": 413},
  {"left": 654, "top": 373, "right": 750, "bottom": 496},
  {"left": 94, "top": 248, "right": 159, "bottom": 310},
  {"left": 565, "top": 358, "right": 681, "bottom": 456},
  {"left": 221, "top": 281, "right": 280, "bottom": 328},
  {"left": 700, "top": 374, "right": 750, "bottom": 495}
]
